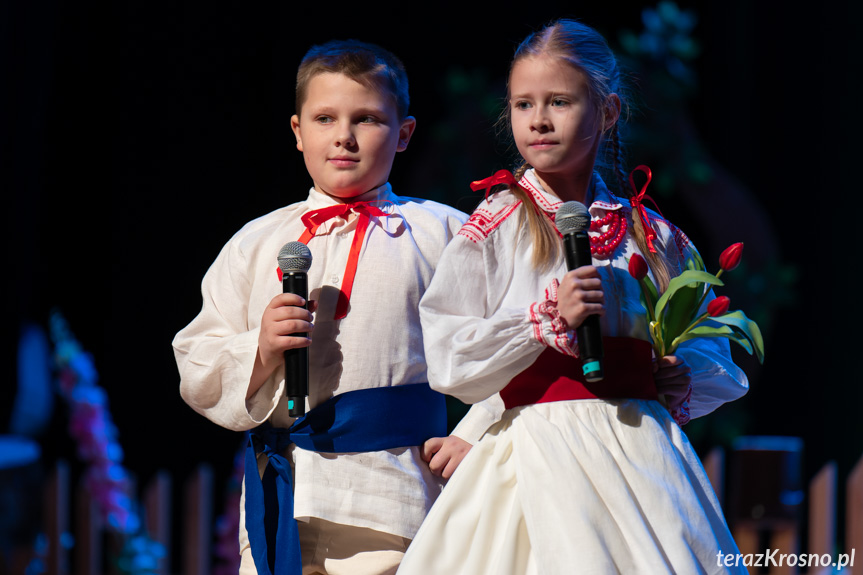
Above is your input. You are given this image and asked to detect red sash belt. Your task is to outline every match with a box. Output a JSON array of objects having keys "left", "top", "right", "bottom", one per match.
[{"left": 500, "top": 337, "right": 657, "bottom": 410}]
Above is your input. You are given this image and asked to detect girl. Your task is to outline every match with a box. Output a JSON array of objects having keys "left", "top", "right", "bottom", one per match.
[{"left": 397, "top": 19, "right": 748, "bottom": 575}]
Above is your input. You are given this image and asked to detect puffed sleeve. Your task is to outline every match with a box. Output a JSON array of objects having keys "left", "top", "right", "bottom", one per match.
[
  {"left": 419, "top": 219, "right": 561, "bottom": 404},
  {"left": 172, "top": 235, "right": 283, "bottom": 431},
  {"left": 656, "top": 221, "right": 749, "bottom": 419},
  {"left": 674, "top": 304, "right": 749, "bottom": 420}
]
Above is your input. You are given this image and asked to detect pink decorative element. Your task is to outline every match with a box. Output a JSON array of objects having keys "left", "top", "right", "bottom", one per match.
[
  {"left": 49, "top": 310, "right": 165, "bottom": 572},
  {"left": 49, "top": 312, "right": 142, "bottom": 536}
]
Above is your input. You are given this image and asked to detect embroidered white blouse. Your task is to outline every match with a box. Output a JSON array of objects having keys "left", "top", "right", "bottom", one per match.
[{"left": 419, "top": 170, "right": 748, "bottom": 419}]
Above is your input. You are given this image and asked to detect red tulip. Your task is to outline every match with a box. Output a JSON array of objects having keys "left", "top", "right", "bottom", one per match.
[
  {"left": 628, "top": 254, "right": 649, "bottom": 280},
  {"left": 708, "top": 296, "right": 730, "bottom": 317},
  {"left": 719, "top": 243, "right": 744, "bottom": 272}
]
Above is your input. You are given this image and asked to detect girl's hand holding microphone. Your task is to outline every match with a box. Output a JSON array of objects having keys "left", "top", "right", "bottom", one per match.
[{"left": 557, "top": 266, "right": 605, "bottom": 329}]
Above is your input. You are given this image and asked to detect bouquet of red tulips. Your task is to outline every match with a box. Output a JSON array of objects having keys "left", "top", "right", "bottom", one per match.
[{"left": 628, "top": 243, "right": 764, "bottom": 363}]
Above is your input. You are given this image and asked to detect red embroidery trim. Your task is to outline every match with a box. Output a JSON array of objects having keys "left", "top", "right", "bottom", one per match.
[
  {"left": 458, "top": 202, "right": 521, "bottom": 243},
  {"left": 529, "top": 279, "right": 577, "bottom": 357},
  {"left": 669, "top": 382, "right": 692, "bottom": 426},
  {"left": 518, "top": 176, "right": 562, "bottom": 213},
  {"left": 668, "top": 222, "right": 692, "bottom": 256}
]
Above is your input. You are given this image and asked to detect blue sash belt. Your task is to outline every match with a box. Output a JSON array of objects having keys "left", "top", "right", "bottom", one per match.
[{"left": 244, "top": 383, "right": 447, "bottom": 575}]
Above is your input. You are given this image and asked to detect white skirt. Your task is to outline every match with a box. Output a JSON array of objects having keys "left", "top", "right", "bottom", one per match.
[{"left": 397, "top": 399, "right": 744, "bottom": 575}]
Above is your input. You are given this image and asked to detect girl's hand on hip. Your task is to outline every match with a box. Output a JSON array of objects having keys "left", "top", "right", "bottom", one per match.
[{"left": 422, "top": 436, "right": 472, "bottom": 480}]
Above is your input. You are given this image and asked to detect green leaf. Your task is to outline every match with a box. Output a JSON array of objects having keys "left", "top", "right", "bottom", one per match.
[
  {"left": 638, "top": 291, "right": 653, "bottom": 324},
  {"left": 638, "top": 276, "right": 659, "bottom": 318},
  {"left": 661, "top": 284, "right": 701, "bottom": 346},
  {"left": 705, "top": 310, "right": 765, "bottom": 363},
  {"left": 654, "top": 270, "right": 724, "bottom": 319},
  {"left": 669, "top": 324, "right": 754, "bottom": 356},
  {"left": 686, "top": 249, "right": 706, "bottom": 273},
  {"left": 654, "top": 270, "right": 723, "bottom": 344},
  {"left": 649, "top": 320, "right": 664, "bottom": 355}
]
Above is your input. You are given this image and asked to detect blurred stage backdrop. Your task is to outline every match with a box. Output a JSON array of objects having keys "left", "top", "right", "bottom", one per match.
[{"left": 3, "top": 0, "right": 862, "bottom": 573}]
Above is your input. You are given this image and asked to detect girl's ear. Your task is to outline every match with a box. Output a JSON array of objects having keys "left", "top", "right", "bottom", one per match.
[{"left": 602, "top": 94, "right": 622, "bottom": 131}]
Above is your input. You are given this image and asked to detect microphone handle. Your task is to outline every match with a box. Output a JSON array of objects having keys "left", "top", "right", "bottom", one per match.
[
  {"left": 282, "top": 271, "right": 309, "bottom": 416},
  {"left": 562, "top": 231, "right": 604, "bottom": 382}
]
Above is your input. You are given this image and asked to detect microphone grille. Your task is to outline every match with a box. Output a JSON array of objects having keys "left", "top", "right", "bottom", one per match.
[
  {"left": 556, "top": 201, "right": 591, "bottom": 234},
  {"left": 278, "top": 241, "right": 313, "bottom": 273}
]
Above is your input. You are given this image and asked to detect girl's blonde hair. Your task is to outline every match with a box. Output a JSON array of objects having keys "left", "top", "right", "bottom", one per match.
[{"left": 502, "top": 19, "right": 675, "bottom": 290}]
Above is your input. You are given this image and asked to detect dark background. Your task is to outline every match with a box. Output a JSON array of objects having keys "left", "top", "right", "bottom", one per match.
[{"left": 4, "top": 0, "right": 861, "bottom": 556}]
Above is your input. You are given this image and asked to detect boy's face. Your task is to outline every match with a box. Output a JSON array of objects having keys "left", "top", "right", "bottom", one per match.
[{"left": 291, "top": 72, "right": 415, "bottom": 201}]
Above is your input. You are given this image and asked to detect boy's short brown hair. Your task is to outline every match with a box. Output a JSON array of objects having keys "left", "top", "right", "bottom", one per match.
[{"left": 296, "top": 39, "right": 410, "bottom": 119}]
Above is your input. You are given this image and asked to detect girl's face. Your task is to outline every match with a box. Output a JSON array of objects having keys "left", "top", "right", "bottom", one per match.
[{"left": 509, "top": 55, "right": 604, "bottom": 183}]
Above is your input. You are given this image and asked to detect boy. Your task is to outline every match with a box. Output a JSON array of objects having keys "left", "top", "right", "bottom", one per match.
[{"left": 173, "top": 40, "right": 488, "bottom": 575}]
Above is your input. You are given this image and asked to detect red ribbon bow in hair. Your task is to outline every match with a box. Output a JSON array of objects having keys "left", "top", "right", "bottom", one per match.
[
  {"left": 470, "top": 169, "right": 519, "bottom": 200},
  {"left": 291, "top": 201, "right": 395, "bottom": 320},
  {"left": 628, "top": 165, "right": 664, "bottom": 254}
]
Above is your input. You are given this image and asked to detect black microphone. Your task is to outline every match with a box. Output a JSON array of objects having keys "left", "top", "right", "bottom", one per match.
[
  {"left": 556, "top": 201, "right": 603, "bottom": 382},
  {"left": 278, "top": 241, "right": 313, "bottom": 416}
]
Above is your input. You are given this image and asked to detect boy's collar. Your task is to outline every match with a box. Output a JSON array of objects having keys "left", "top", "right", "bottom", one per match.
[
  {"left": 303, "top": 182, "right": 402, "bottom": 236},
  {"left": 519, "top": 169, "right": 624, "bottom": 216},
  {"left": 306, "top": 182, "right": 394, "bottom": 210}
]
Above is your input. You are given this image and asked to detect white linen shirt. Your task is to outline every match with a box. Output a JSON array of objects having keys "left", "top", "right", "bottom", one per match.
[
  {"left": 173, "top": 182, "right": 469, "bottom": 539},
  {"left": 419, "top": 170, "right": 749, "bottom": 418}
]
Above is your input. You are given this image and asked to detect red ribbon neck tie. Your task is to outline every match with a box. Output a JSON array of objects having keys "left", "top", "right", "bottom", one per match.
[
  {"left": 297, "top": 201, "right": 392, "bottom": 320},
  {"left": 628, "top": 165, "right": 664, "bottom": 254}
]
